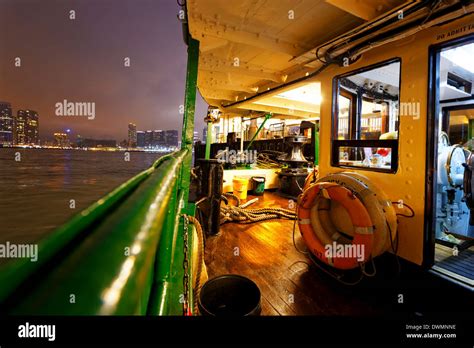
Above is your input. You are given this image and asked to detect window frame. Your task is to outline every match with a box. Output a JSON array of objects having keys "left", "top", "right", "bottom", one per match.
[{"left": 331, "top": 57, "right": 402, "bottom": 173}]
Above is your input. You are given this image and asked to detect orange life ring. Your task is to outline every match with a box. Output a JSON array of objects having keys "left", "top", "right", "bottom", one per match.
[{"left": 298, "top": 182, "right": 374, "bottom": 270}]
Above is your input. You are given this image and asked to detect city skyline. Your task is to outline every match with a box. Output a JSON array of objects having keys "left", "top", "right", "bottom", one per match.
[
  {"left": 0, "top": 99, "right": 186, "bottom": 147},
  {"left": 0, "top": 0, "right": 207, "bottom": 142},
  {"left": 0, "top": 101, "right": 40, "bottom": 146}
]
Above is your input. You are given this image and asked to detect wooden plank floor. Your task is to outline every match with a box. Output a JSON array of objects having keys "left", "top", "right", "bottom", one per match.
[
  {"left": 204, "top": 192, "right": 386, "bottom": 316},
  {"left": 435, "top": 242, "right": 474, "bottom": 263}
]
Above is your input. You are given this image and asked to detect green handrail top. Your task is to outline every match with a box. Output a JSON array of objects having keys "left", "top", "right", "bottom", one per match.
[{"left": 0, "top": 150, "right": 186, "bottom": 311}]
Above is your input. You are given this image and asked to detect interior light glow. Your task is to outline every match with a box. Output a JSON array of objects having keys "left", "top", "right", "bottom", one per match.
[
  {"left": 442, "top": 43, "right": 474, "bottom": 73},
  {"left": 275, "top": 82, "right": 322, "bottom": 105}
]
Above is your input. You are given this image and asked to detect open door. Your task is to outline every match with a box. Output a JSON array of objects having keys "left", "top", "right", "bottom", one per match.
[{"left": 428, "top": 35, "right": 474, "bottom": 288}]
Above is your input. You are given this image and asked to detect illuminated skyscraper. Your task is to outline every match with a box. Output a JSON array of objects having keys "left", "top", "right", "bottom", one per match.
[
  {"left": 15, "top": 110, "right": 26, "bottom": 144},
  {"left": 153, "top": 130, "right": 165, "bottom": 147},
  {"left": 0, "top": 102, "right": 13, "bottom": 145},
  {"left": 136, "top": 131, "right": 145, "bottom": 148},
  {"left": 165, "top": 130, "right": 178, "bottom": 147},
  {"left": 26, "top": 111, "right": 39, "bottom": 145},
  {"left": 16, "top": 110, "right": 39, "bottom": 145},
  {"left": 54, "top": 132, "right": 70, "bottom": 147},
  {"left": 128, "top": 123, "right": 137, "bottom": 148},
  {"left": 145, "top": 130, "right": 153, "bottom": 147}
]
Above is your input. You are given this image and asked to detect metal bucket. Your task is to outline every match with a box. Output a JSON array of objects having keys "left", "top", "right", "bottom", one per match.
[{"left": 198, "top": 275, "right": 261, "bottom": 316}]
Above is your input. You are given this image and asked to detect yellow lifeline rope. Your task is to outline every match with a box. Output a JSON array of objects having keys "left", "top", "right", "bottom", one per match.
[
  {"left": 220, "top": 193, "right": 296, "bottom": 224},
  {"left": 182, "top": 215, "right": 205, "bottom": 315}
]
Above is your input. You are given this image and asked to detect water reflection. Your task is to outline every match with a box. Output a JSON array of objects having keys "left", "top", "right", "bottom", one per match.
[{"left": 0, "top": 149, "right": 161, "bottom": 247}]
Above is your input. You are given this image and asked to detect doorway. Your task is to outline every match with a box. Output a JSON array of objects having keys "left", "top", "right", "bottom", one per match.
[{"left": 427, "top": 35, "right": 474, "bottom": 288}]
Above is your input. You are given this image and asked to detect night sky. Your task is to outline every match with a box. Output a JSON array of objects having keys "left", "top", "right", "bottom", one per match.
[{"left": 0, "top": 0, "right": 207, "bottom": 142}]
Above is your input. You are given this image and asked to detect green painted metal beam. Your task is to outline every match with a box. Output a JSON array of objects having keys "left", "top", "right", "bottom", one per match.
[
  {"left": 149, "top": 37, "right": 201, "bottom": 315},
  {"left": 179, "top": 37, "right": 199, "bottom": 203},
  {"left": 148, "top": 187, "right": 183, "bottom": 315},
  {"left": 205, "top": 121, "right": 212, "bottom": 159},
  {"left": 246, "top": 113, "right": 272, "bottom": 151}
]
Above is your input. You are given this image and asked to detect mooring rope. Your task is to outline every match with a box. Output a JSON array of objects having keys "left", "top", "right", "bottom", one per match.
[
  {"left": 220, "top": 194, "right": 296, "bottom": 224},
  {"left": 183, "top": 215, "right": 205, "bottom": 315}
]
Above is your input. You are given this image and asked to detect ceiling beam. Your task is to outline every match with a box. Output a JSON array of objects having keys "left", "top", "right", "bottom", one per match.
[
  {"left": 253, "top": 96, "right": 320, "bottom": 113},
  {"left": 200, "top": 53, "right": 286, "bottom": 83},
  {"left": 191, "top": 15, "right": 308, "bottom": 57},
  {"left": 206, "top": 81, "right": 259, "bottom": 94},
  {"left": 236, "top": 102, "right": 317, "bottom": 118},
  {"left": 325, "top": 0, "right": 381, "bottom": 21},
  {"left": 198, "top": 88, "right": 236, "bottom": 101}
]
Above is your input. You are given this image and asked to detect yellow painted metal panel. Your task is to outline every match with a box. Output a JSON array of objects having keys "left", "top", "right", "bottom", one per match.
[{"left": 317, "top": 15, "right": 474, "bottom": 265}]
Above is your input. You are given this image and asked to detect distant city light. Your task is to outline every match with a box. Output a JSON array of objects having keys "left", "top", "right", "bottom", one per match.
[{"left": 66, "top": 129, "right": 71, "bottom": 133}]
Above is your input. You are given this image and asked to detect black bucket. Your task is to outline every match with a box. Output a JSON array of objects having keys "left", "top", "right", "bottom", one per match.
[{"left": 198, "top": 275, "right": 261, "bottom": 316}]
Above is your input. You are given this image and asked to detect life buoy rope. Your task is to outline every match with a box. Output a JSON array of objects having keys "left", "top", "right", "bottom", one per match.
[
  {"left": 298, "top": 182, "right": 374, "bottom": 270},
  {"left": 316, "top": 173, "right": 397, "bottom": 257}
]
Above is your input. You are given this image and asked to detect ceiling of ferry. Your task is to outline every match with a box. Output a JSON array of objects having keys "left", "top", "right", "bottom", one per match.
[{"left": 186, "top": 0, "right": 407, "bottom": 119}]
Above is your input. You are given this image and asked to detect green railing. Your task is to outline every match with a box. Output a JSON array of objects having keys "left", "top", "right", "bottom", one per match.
[{"left": 0, "top": 149, "right": 195, "bottom": 315}]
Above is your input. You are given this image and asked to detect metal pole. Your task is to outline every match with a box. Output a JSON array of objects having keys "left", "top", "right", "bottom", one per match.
[
  {"left": 314, "top": 122, "right": 319, "bottom": 165},
  {"left": 240, "top": 117, "right": 244, "bottom": 153},
  {"left": 469, "top": 119, "right": 474, "bottom": 147},
  {"left": 205, "top": 121, "right": 212, "bottom": 159},
  {"left": 245, "top": 113, "right": 271, "bottom": 151},
  {"left": 179, "top": 37, "right": 199, "bottom": 203}
]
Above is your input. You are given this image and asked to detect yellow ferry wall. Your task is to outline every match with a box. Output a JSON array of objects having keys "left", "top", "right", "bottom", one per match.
[{"left": 315, "top": 15, "right": 474, "bottom": 266}]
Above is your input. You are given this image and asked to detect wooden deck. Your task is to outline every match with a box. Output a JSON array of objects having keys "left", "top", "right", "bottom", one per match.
[{"left": 204, "top": 192, "right": 387, "bottom": 316}]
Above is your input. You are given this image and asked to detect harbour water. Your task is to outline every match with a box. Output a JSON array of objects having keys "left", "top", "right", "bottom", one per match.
[{"left": 0, "top": 148, "right": 163, "bottom": 246}]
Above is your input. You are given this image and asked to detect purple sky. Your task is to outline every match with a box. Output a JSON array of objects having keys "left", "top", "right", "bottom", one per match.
[{"left": 0, "top": 0, "right": 207, "bottom": 142}]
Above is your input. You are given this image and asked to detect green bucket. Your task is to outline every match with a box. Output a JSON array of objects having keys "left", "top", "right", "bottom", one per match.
[{"left": 251, "top": 176, "right": 266, "bottom": 196}]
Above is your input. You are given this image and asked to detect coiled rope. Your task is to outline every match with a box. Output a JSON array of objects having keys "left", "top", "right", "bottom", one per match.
[
  {"left": 220, "top": 193, "right": 296, "bottom": 224},
  {"left": 184, "top": 215, "right": 205, "bottom": 315}
]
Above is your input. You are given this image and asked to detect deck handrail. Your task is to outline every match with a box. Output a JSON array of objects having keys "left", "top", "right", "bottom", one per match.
[{"left": 0, "top": 149, "right": 191, "bottom": 315}]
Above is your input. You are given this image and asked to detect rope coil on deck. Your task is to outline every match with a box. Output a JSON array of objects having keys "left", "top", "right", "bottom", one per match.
[
  {"left": 220, "top": 193, "right": 296, "bottom": 224},
  {"left": 181, "top": 214, "right": 206, "bottom": 315}
]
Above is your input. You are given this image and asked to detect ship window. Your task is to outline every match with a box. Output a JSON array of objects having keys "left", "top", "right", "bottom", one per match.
[{"left": 332, "top": 58, "right": 401, "bottom": 173}]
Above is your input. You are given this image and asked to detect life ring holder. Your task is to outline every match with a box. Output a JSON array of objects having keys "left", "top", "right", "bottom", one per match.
[
  {"left": 298, "top": 182, "right": 374, "bottom": 270},
  {"left": 316, "top": 173, "right": 393, "bottom": 257}
]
